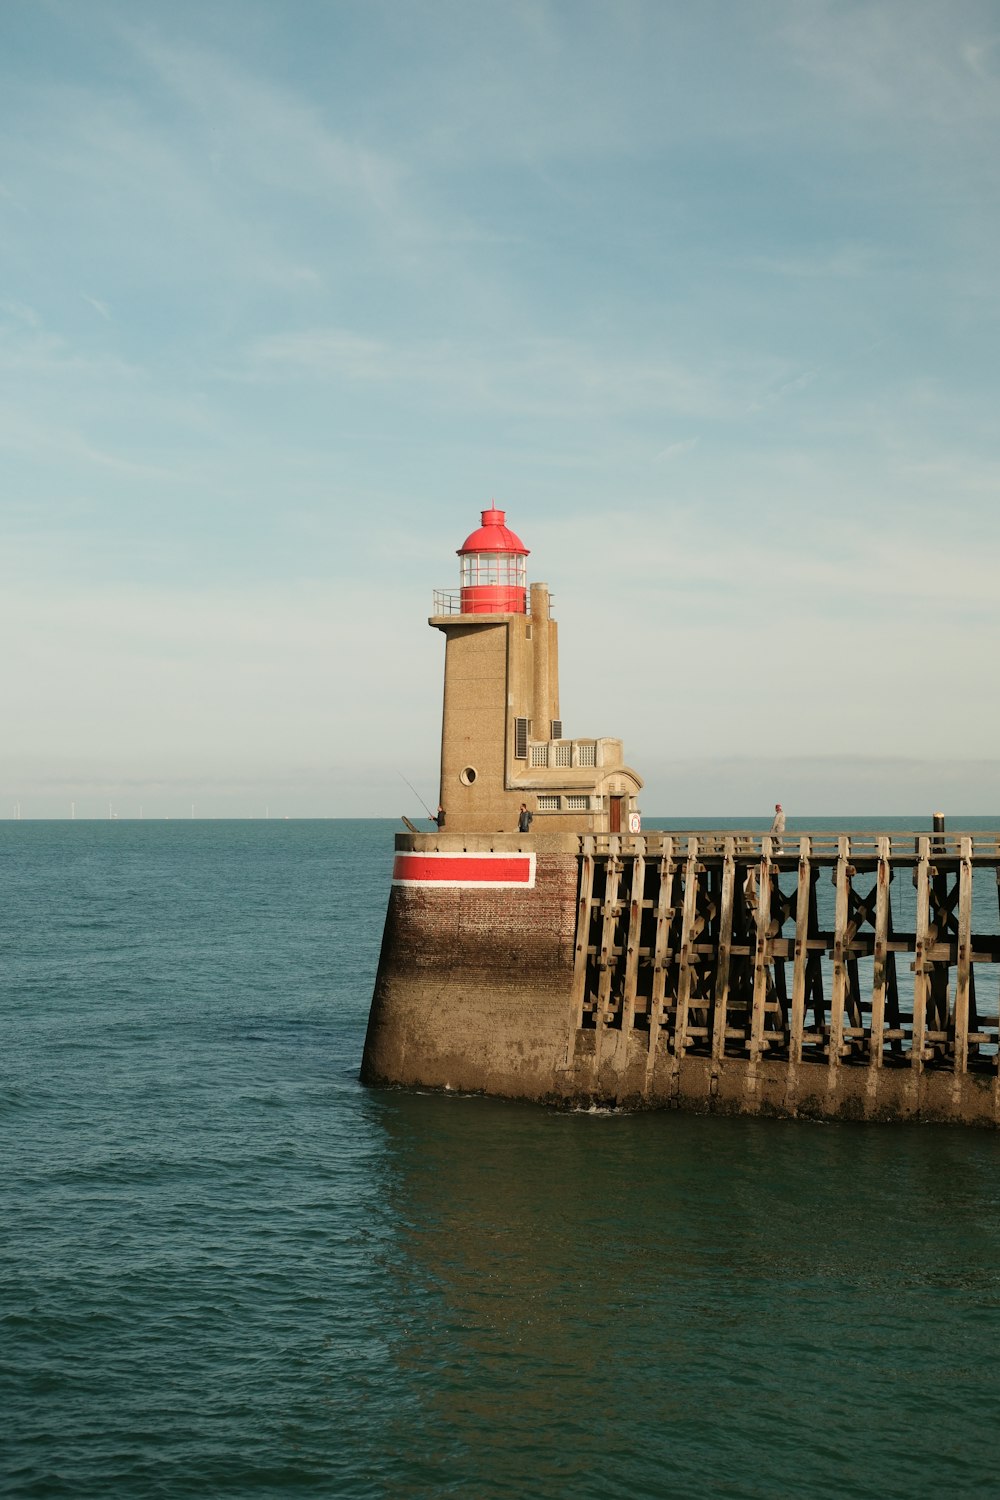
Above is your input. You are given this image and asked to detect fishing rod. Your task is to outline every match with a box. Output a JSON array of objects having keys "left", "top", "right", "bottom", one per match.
[{"left": 398, "top": 771, "right": 437, "bottom": 822}]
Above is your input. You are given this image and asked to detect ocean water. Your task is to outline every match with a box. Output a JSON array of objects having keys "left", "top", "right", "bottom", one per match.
[{"left": 3, "top": 818, "right": 1000, "bottom": 1499}]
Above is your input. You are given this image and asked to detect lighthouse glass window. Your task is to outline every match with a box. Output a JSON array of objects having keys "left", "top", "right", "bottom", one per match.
[{"left": 461, "top": 553, "right": 526, "bottom": 587}]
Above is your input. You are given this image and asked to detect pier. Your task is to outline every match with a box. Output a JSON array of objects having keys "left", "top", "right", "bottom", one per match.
[
  {"left": 361, "top": 504, "right": 1000, "bottom": 1126},
  {"left": 571, "top": 827, "right": 1000, "bottom": 1122},
  {"left": 363, "top": 825, "right": 1000, "bottom": 1126}
]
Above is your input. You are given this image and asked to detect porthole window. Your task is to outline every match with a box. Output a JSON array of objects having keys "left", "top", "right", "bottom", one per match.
[{"left": 459, "top": 766, "right": 478, "bottom": 786}]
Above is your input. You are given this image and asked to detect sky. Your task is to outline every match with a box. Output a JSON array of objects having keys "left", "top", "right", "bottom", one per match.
[{"left": 2, "top": 0, "right": 999, "bottom": 819}]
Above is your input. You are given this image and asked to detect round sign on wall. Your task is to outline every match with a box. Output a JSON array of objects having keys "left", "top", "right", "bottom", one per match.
[{"left": 628, "top": 812, "right": 642, "bottom": 833}]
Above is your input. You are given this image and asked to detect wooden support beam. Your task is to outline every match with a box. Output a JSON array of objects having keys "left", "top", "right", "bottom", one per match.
[
  {"left": 645, "top": 839, "right": 676, "bottom": 1084},
  {"left": 711, "top": 838, "right": 737, "bottom": 1061},
  {"left": 912, "top": 836, "right": 931, "bottom": 1070},
  {"left": 954, "top": 836, "right": 973, "bottom": 1075},
  {"left": 596, "top": 850, "right": 623, "bottom": 1028},
  {"left": 622, "top": 849, "right": 645, "bottom": 1033},
  {"left": 829, "top": 837, "right": 851, "bottom": 1066},
  {"left": 790, "top": 837, "right": 811, "bottom": 1065},
  {"left": 674, "top": 838, "right": 701, "bottom": 1058},
  {"left": 749, "top": 840, "right": 774, "bottom": 1064},
  {"left": 869, "top": 835, "right": 891, "bottom": 1068}
]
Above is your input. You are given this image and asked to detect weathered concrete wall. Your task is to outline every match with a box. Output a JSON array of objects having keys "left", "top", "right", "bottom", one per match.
[
  {"left": 361, "top": 849, "right": 580, "bottom": 1099},
  {"left": 437, "top": 618, "right": 515, "bottom": 833},
  {"left": 563, "top": 1042, "right": 1000, "bottom": 1127}
]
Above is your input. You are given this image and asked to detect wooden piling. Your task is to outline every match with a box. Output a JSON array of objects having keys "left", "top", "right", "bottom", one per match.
[
  {"left": 622, "top": 846, "right": 644, "bottom": 1034},
  {"left": 646, "top": 838, "right": 676, "bottom": 1085},
  {"left": 912, "top": 836, "right": 931, "bottom": 1071},
  {"left": 674, "top": 838, "right": 701, "bottom": 1058},
  {"left": 595, "top": 842, "right": 622, "bottom": 1031},
  {"left": 870, "top": 836, "right": 891, "bottom": 1067},
  {"left": 829, "top": 837, "right": 850, "bottom": 1068},
  {"left": 954, "top": 836, "right": 973, "bottom": 1075},
  {"left": 711, "top": 838, "right": 736, "bottom": 1062},
  {"left": 749, "top": 842, "right": 774, "bottom": 1065},
  {"left": 789, "top": 837, "right": 811, "bottom": 1065}
]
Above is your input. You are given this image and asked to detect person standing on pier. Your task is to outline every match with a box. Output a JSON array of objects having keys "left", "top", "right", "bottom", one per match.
[
  {"left": 518, "top": 803, "right": 533, "bottom": 833},
  {"left": 770, "top": 802, "right": 785, "bottom": 853}
]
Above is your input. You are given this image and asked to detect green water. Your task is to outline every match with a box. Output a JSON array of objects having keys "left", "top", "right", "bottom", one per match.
[{"left": 3, "top": 820, "right": 999, "bottom": 1497}]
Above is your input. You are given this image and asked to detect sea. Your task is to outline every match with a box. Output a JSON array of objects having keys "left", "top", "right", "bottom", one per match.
[{"left": 4, "top": 817, "right": 1000, "bottom": 1499}]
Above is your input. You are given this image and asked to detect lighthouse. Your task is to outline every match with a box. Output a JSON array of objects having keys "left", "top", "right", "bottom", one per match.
[
  {"left": 430, "top": 503, "right": 643, "bottom": 835},
  {"left": 362, "top": 501, "right": 646, "bottom": 1104}
]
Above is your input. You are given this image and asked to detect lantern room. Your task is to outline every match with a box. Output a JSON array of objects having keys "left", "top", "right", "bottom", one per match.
[{"left": 457, "top": 505, "right": 529, "bottom": 614}]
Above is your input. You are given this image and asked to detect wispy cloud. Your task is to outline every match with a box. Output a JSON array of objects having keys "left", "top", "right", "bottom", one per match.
[
  {"left": 550, "top": 503, "right": 1000, "bottom": 615},
  {"left": 238, "top": 325, "right": 751, "bottom": 424},
  {"left": 1, "top": 300, "right": 42, "bottom": 327},
  {"left": 0, "top": 320, "right": 134, "bottom": 380},
  {"left": 83, "top": 294, "right": 111, "bottom": 319},
  {"left": 654, "top": 438, "right": 700, "bottom": 461},
  {"left": 745, "top": 366, "right": 824, "bottom": 415},
  {"left": 962, "top": 33, "right": 1000, "bottom": 78},
  {"left": 782, "top": 0, "right": 1000, "bottom": 129},
  {"left": 118, "top": 22, "right": 434, "bottom": 249},
  {"left": 750, "top": 244, "right": 894, "bottom": 280}
]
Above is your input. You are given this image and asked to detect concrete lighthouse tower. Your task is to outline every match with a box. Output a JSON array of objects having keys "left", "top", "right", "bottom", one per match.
[{"left": 431, "top": 502, "right": 642, "bottom": 835}]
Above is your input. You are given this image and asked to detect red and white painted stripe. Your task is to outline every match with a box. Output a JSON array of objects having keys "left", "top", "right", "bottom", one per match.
[{"left": 392, "top": 851, "right": 537, "bottom": 889}]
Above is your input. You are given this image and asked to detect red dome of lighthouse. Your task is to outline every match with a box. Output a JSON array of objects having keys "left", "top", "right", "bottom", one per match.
[
  {"left": 458, "top": 506, "right": 529, "bottom": 558},
  {"left": 457, "top": 504, "right": 529, "bottom": 615}
]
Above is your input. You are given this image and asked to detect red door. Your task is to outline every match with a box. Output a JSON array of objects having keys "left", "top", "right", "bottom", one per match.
[{"left": 609, "top": 796, "right": 623, "bottom": 833}]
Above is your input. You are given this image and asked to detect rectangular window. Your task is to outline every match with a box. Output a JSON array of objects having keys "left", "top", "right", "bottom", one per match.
[
  {"left": 550, "top": 720, "right": 563, "bottom": 739},
  {"left": 553, "top": 742, "right": 572, "bottom": 768},
  {"left": 538, "top": 795, "right": 560, "bottom": 811},
  {"left": 514, "top": 718, "right": 528, "bottom": 759},
  {"left": 530, "top": 744, "right": 548, "bottom": 767},
  {"left": 578, "top": 743, "right": 596, "bottom": 767},
  {"left": 566, "top": 795, "right": 589, "bottom": 811}
]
